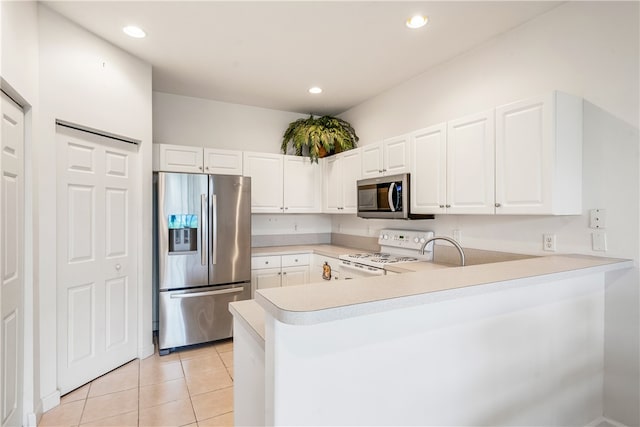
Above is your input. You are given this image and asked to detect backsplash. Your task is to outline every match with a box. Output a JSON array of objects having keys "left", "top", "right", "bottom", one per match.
[{"left": 252, "top": 233, "right": 331, "bottom": 247}]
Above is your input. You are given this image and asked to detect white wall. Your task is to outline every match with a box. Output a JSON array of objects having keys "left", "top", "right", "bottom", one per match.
[
  {"left": 337, "top": 2, "right": 639, "bottom": 425},
  {"left": 341, "top": 2, "right": 639, "bottom": 143},
  {"left": 37, "top": 4, "right": 153, "bottom": 412},
  {"left": 153, "top": 91, "right": 305, "bottom": 153},
  {"left": 1, "top": 1, "right": 40, "bottom": 424}
]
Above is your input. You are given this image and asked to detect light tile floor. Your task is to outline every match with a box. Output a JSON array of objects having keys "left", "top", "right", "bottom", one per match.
[{"left": 39, "top": 339, "right": 234, "bottom": 427}]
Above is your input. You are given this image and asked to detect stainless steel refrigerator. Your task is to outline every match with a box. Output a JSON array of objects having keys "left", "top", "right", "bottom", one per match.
[{"left": 156, "top": 172, "right": 251, "bottom": 354}]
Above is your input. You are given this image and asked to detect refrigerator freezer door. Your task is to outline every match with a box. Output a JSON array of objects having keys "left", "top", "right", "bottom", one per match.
[
  {"left": 158, "top": 173, "right": 209, "bottom": 290},
  {"left": 158, "top": 283, "right": 251, "bottom": 350},
  {"left": 208, "top": 175, "right": 252, "bottom": 285}
]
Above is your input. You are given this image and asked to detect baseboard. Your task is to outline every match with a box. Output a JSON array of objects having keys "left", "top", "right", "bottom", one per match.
[
  {"left": 25, "top": 412, "right": 37, "bottom": 427},
  {"left": 41, "top": 390, "right": 60, "bottom": 413},
  {"left": 139, "top": 341, "right": 155, "bottom": 359},
  {"left": 586, "top": 416, "right": 629, "bottom": 427}
]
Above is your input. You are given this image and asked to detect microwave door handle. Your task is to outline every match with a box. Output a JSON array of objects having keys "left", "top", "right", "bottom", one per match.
[
  {"left": 200, "top": 194, "right": 207, "bottom": 266},
  {"left": 388, "top": 182, "right": 396, "bottom": 212}
]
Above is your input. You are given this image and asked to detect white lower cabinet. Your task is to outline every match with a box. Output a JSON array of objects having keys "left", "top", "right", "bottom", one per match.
[{"left": 251, "top": 253, "right": 310, "bottom": 296}]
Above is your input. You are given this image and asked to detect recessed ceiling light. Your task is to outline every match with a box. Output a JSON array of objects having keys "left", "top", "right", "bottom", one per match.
[
  {"left": 123, "top": 25, "right": 146, "bottom": 38},
  {"left": 406, "top": 15, "right": 428, "bottom": 29},
  {"left": 309, "top": 87, "right": 322, "bottom": 94}
]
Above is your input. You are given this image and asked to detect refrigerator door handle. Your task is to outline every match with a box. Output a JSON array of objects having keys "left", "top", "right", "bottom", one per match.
[
  {"left": 211, "top": 194, "right": 218, "bottom": 265},
  {"left": 201, "top": 194, "right": 207, "bottom": 266},
  {"left": 170, "top": 287, "right": 244, "bottom": 298}
]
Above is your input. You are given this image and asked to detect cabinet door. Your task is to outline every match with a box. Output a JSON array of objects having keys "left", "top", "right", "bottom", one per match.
[
  {"left": 340, "top": 149, "right": 362, "bottom": 213},
  {"left": 281, "top": 266, "right": 309, "bottom": 287},
  {"left": 323, "top": 156, "right": 342, "bottom": 212},
  {"left": 383, "top": 135, "right": 410, "bottom": 175},
  {"left": 410, "top": 124, "right": 447, "bottom": 214},
  {"left": 494, "top": 92, "right": 584, "bottom": 215},
  {"left": 243, "top": 152, "right": 284, "bottom": 213},
  {"left": 204, "top": 148, "right": 243, "bottom": 175},
  {"left": 446, "top": 110, "right": 495, "bottom": 214},
  {"left": 158, "top": 144, "right": 204, "bottom": 173},
  {"left": 361, "top": 142, "right": 384, "bottom": 178},
  {"left": 283, "top": 156, "right": 322, "bottom": 213},
  {"left": 251, "top": 268, "right": 282, "bottom": 296}
]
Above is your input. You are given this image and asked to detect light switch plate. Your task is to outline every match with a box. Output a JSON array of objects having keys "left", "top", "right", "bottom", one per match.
[{"left": 592, "top": 230, "right": 607, "bottom": 251}]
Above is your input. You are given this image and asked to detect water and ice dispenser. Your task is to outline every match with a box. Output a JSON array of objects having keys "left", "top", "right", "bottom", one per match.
[{"left": 167, "top": 214, "right": 198, "bottom": 253}]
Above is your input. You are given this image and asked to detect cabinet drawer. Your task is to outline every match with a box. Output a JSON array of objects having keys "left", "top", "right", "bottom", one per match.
[
  {"left": 281, "top": 253, "right": 310, "bottom": 267},
  {"left": 251, "top": 256, "right": 281, "bottom": 269}
]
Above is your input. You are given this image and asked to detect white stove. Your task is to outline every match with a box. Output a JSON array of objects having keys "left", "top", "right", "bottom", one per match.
[{"left": 338, "top": 229, "right": 435, "bottom": 278}]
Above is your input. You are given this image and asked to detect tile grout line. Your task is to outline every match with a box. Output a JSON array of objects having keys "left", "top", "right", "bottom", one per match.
[{"left": 180, "top": 351, "right": 199, "bottom": 425}]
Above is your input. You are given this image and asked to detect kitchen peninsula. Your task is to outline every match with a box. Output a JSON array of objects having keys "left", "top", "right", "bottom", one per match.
[{"left": 230, "top": 254, "right": 632, "bottom": 426}]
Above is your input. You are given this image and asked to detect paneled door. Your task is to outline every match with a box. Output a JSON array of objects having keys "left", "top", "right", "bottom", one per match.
[
  {"left": 1, "top": 92, "right": 25, "bottom": 427},
  {"left": 56, "top": 124, "right": 138, "bottom": 394}
]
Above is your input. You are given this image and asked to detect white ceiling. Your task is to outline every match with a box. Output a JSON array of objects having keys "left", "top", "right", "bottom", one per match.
[{"left": 44, "top": 1, "right": 562, "bottom": 115}]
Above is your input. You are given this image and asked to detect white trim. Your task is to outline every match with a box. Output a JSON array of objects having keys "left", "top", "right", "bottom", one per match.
[
  {"left": 25, "top": 412, "right": 37, "bottom": 427},
  {"left": 586, "top": 416, "right": 629, "bottom": 427},
  {"left": 40, "top": 390, "right": 60, "bottom": 413}
]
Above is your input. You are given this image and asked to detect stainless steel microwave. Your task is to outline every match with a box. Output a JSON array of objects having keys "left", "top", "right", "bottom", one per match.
[{"left": 357, "top": 173, "right": 433, "bottom": 220}]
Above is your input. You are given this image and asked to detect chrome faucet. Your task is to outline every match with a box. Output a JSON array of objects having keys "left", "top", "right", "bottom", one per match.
[{"left": 420, "top": 236, "right": 466, "bottom": 267}]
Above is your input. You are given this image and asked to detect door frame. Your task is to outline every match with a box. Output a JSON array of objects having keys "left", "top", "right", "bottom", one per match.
[{"left": 1, "top": 84, "right": 36, "bottom": 427}]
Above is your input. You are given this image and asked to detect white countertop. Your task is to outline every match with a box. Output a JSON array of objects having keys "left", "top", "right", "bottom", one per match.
[{"left": 254, "top": 254, "right": 632, "bottom": 326}]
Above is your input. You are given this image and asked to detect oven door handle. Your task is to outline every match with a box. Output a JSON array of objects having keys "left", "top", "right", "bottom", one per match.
[
  {"left": 339, "top": 261, "right": 386, "bottom": 276},
  {"left": 388, "top": 182, "right": 396, "bottom": 212}
]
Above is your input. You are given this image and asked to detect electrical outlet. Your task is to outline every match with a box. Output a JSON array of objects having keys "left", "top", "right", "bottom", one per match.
[{"left": 543, "top": 234, "right": 557, "bottom": 252}]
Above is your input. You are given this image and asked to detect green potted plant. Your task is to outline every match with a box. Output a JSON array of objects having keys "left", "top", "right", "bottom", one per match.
[{"left": 281, "top": 115, "right": 359, "bottom": 163}]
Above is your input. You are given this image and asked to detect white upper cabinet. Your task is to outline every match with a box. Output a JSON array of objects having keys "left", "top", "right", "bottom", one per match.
[
  {"left": 154, "top": 143, "right": 204, "bottom": 173},
  {"left": 283, "top": 156, "right": 322, "bottom": 213},
  {"left": 243, "top": 152, "right": 284, "bottom": 213},
  {"left": 446, "top": 110, "right": 495, "bottom": 214},
  {"left": 410, "top": 123, "right": 447, "bottom": 215},
  {"left": 323, "top": 148, "right": 362, "bottom": 213},
  {"left": 361, "top": 142, "right": 384, "bottom": 178},
  {"left": 243, "top": 152, "right": 322, "bottom": 213},
  {"left": 153, "top": 144, "right": 243, "bottom": 175},
  {"left": 383, "top": 134, "right": 411, "bottom": 176},
  {"left": 495, "top": 91, "right": 582, "bottom": 215},
  {"left": 361, "top": 136, "right": 410, "bottom": 178},
  {"left": 203, "top": 148, "right": 243, "bottom": 175}
]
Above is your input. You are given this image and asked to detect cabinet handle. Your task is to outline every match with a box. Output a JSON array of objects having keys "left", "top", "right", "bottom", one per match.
[
  {"left": 283, "top": 272, "right": 287, "bottom": 275},
  {"left": 439, "top": 205, "right": 445, "bottom": 208},
  {"left": 294, "top": 259, "right": 298, "bottom": 262},
  {"left": 277, "top": 272, "right": 281, "bottom": 275},
  {"left": 265, "top": 261, "right": 269, "bottom": 264},
  {"left": 495, "top": 203, "right": 501, "bottom": 208},
  {"left": 285, "top": 207, "right": 289, "bottom": 210},
  {"left": 198, "top": 166, "right": 203, "bottom": 170},
  {"left": 382, "top": 169, "right": 387, "bottom": 172},
  {"left": 280, "top": 207, "right": 284, "bottom": 210},
  {"left": 378, "top": 169, "right": 383, "bottom": 173},
  {"left": 446, "top": 204, "right": 451, "bottom": 208}
]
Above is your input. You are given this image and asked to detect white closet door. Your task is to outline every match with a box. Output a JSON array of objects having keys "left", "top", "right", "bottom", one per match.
[
  {"left": 56, "top": 125, "right": 138, "bottom": 394},
  {"left": 1, "top": 92, "right": 25, "bottom": 427}
]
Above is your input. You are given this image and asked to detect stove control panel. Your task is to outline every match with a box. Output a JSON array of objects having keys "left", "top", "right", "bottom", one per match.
[{"left": 378, "top": 229, "right": 435, "bottom": 251}]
